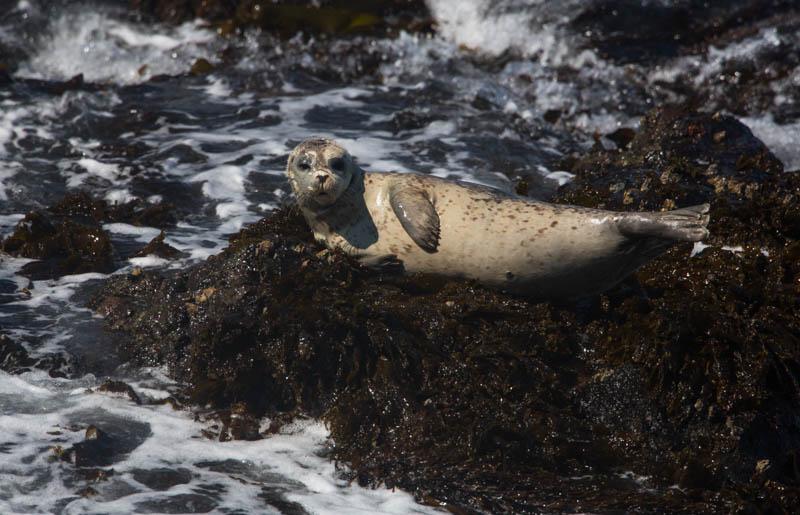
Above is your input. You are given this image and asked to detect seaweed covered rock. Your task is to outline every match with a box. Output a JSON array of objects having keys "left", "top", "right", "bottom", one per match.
[
  {"left": 0, "top": 192, "right": 177, "bottom": 280},
  {"left": 90, "top": 105, "right": 800, "bottom": 513},
  {"left": 0, "top": 211, "right": 114, "bottom": 279},
  {"left": 558, "top": 104, "right": 785, "bottom": 211},
  {"left": 49, "top": 191, "right": 177, "bottom": 227},
  {"left": 128, "top": 1, "right": 434, "bottom": 87},
  {"left": 131, "top": 0, "right": 432, "bottom": 36}
]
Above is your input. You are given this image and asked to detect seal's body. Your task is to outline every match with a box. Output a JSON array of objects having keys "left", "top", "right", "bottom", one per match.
[{"left": 286, "top": 138, "right": 710, "bottom": 299}]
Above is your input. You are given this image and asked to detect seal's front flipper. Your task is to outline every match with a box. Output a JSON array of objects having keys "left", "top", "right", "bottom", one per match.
[
  {"left": 389, "top": 185, "right": 440, "bottom": 253},
  {"left": 358, "top": 253, "right": 404, "bottom": 272},
  {"left": 617, "top": 203, "right": 710, "bottom": 242}
]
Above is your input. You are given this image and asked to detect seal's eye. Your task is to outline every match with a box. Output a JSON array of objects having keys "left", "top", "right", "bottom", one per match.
[
  {"left": 296, "top": 156, "right": 311, "bottom": 172},
  {"left": 329, "top": 158, "right": 345, "bottom": 173}
]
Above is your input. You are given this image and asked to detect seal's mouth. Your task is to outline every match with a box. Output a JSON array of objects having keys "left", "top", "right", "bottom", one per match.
[
  {"left": 305, "top": 179, "right": 337, "bottom": 208},
  {"left": 310, "top": 182, "right": 331, "bottom": 197},
  {"left": 317, "top": 168, "right": 353, "bottom": 197},
  {"left": 298, "top": 165, "right": 355, "bottom": 212}
]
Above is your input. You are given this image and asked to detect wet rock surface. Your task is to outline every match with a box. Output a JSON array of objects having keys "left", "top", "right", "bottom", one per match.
[
  {"left": 89, "top": 105, "right": 800, "bottom": 513},
  {"left": 50, "top": 415, "right": 151, "bottom": 469},
  {"left": 0, "top": 191, "right": 177, "bottom": 280},
  {"left": 0, "top": 210, "right": 115, "bottom": 279},
  {"left": 131, "top": 467, "right": 193, "bottom": 491}
]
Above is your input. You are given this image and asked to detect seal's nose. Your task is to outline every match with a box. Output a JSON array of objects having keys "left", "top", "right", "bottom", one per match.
[{"left": 315, "top": 174, "right": 329, "bottom": 186}]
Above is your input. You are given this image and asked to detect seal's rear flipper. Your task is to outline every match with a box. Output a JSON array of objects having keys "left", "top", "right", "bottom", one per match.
[{"left": 617, "top": 203, "right": 710, "bottom": 242}]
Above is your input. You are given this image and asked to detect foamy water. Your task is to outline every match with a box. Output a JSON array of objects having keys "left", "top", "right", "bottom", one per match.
[
  {"left": 15, "top": 10, "right": 219, "bottom": 84},
  {"left": 1, "top": 0, "right": 798, "bottom": 512},
  {"left": 0, "top": 369, "right": 433, "bottom": 514}
]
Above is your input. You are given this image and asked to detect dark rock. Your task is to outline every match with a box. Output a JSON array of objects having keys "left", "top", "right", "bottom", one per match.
[
  {"left": 73, "top": 425, "right": 126, "bottom": 468},
  {"left": 95, "top": 380, "right": 143, "bottom": 405},
  {"left": 605, "top": 127, "right": 636, "bottom": 149},
  {"left": 77, "top": 486, "right": 99, "bottom": 497},
  {"left": 258, "top": 486, "right": 308, "bottom": 514},
  {"left": 391, "top": 110, "right": 435, "bottom": 133},
  {"left": 189, "top": 58, "right": 215, "bottom": 76},
  {"left": 90, "top": 104, "right": 800, "bottom": 512},
  {"left": 0, "top": 211, "right": 114, "bottom": 280},
  {"left": 131, "top": 0, "right": 432, "bottom": 37},
  {"left": 218, "top": 402, "right": 262, "bottom": 441},
  {"left": 543, "top": 109, "right": 562, "bottom": 124},
  {"left": 471, "top": 93, "right": 493, "bottom": 111},
  {"left": 48, "top": 191, "right": 177, "bottom": 228},
  {"left": 81, "top": 468, "right": 115, "bottom": 482},
  {"left": 557, "top": 103, "right": 785, "bottom": 212},
  {"left": 0, "top": 192, "right": 177, "bottom": 280},
  {"left": 514, "top": 178, "right": 530, "bottom": 197},
  {"left": 54, "top": 415, "right": 151, "bottom": 470},
  {"left": 134, "top": 230, "right": 182, "bottom": 259},
  {"left": 132, "top": 467, "right": 193, "bottom": 491}
]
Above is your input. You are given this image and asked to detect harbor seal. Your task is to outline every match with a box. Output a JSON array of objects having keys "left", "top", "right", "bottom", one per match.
[{"left": 286, "top": 137, "right": 710, "bottom": 299}]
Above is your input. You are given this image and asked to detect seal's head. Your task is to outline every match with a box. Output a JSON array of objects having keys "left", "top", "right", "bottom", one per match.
[{"left": 287, "top": 138, "right": 358, "bottom": 211}]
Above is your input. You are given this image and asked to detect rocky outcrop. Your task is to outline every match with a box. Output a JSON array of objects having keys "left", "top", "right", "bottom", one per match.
[{"left": 89, "top": 105, "right": 800, "bottom": 512}]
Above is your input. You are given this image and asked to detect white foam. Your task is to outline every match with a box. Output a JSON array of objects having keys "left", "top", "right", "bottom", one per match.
[
  {"left": 698, "top": 28, "right": 785, "bottom": 86},
  {"left": 545, "top": 170, "right": 575, "bottom": 186},
  {"left": 103, "top": 224, "right": 162, "bottom": 245},
  {"left": 422, "top": 120, "right": 456, "bottom": 138},
  {"left": 691, "top": 243, "right": 747, "bottom": 258},
  {"left": 0, "top": 213, "right": 25, "bottom": 228},
  {"left": 0, "top": 102, "right": 55, "bottom": 155},
  {"left": 0, "top": 371, "right": 438, "bottom": 515},
  {"left": 690, "top": 241, "right": 710, "bottom": 257},
  {"left": 127, "top": 256, "right": 170, "bottom": 268},
  {"left": 0, "top": 162, "right": 20, "bottom": 200},
  {"left": 203, "top": 77, "right": 233, "bottom": 98},
  {"left": 0, "top": 371, "right": 52, "bottom": 397},
  {"left": 106, "top": 22, "right": 207, "bottom": 51},
  {"left": 10, "top": 273, "right": 107, "bottom": 309},
  {"left": 215, "top": 201, "right": 248, "bottom": 220},
  {"left": 191, "top": 165, "right": 247, "bottom": 199},
  {"left": 426, "top": 0, "right": 573, "bottom": 62},
  {"left": 721, "top": 245, "right": 744, "bottom": 253},
  {"left": 75, "top": 157, "right": 121, "bottom": 182},
  {"left": 103, "top": 189, "right": 136, "bottom": 204},
  {"left": 741, "top": 115, "right": 800, "bottom": 171},
  {"left": 15, "top": 13, "right": 218, "bottom": 84}
]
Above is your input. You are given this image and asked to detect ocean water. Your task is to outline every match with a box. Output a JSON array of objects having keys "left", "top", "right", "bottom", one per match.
[{"left": 1, "top": 0, "right": 798, "bottom": 513}]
